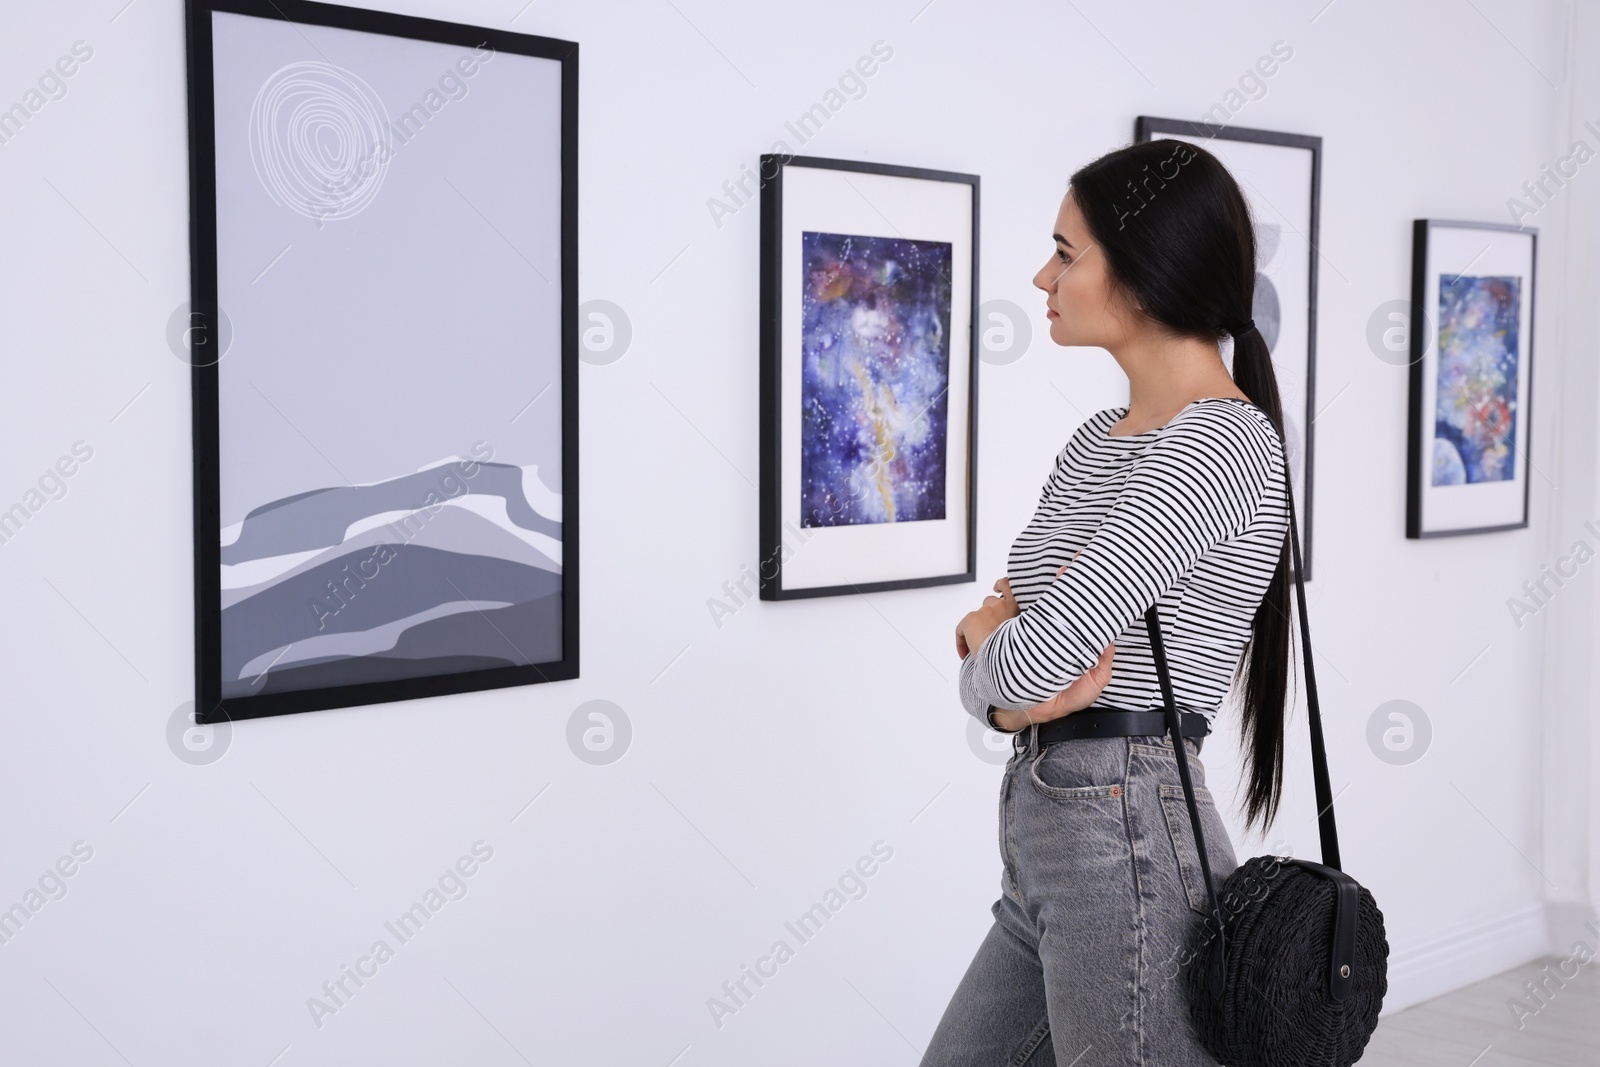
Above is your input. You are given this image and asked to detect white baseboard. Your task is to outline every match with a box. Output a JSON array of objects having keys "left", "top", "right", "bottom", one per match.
[{"left": 1380, "top": 903, "right": 1550, "bottom": 1015}]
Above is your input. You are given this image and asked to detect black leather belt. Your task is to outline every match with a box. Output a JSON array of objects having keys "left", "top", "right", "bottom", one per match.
[{"left": 1028, "top": 708, "right": 1211, "bottom": 747}]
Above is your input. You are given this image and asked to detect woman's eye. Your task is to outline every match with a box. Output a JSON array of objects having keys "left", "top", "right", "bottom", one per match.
[{"left": 1056, "top": 251, "right": 1071, "bottom": 264}]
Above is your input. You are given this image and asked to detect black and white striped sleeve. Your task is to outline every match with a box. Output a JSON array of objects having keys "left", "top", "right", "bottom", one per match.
[
  {"left": 966, "top": 406, "right": 1277, "bottom": 711},
  {"left": 958, "top": 645, "right": 999, "bottom": 726}
]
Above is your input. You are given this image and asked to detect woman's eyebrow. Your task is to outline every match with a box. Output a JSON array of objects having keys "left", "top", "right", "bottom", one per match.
[{"left": 1053, "top": 233, "right": 1075, "bottom": 249}]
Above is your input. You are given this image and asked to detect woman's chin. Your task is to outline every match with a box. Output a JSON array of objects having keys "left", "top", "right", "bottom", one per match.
[{"left": 1047, "top": 321, "right": 1080, "bottom": 348}]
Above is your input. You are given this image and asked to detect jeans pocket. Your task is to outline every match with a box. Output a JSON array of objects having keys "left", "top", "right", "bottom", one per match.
[
  {"left": 1027, "top": 746, "right": 1124, "bottom": 801},
  {"left": 1158, "top": 782, "right": 1222, "bottom": 915}
]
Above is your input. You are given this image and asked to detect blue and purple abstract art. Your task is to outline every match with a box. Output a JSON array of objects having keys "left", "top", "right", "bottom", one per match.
[
  {"left": 1433, "top": 274, "right": 1520, "bottom": 486},
  {"left": 799, "top": 231, "right": 953, "bottom": 528}
]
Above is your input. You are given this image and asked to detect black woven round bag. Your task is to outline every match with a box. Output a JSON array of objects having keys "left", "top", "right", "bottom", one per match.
[
  {"left": 1180, "top": 855, "right": 1389, "bottom": 1066},
  {"left": 1144, "top": 413, "right": 1389, "bottom": 1067}
]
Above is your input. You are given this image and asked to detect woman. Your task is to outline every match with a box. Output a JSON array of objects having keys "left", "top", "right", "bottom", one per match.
[{"left": 922, "top": 138, "right": 1295, "bottom": 1067}]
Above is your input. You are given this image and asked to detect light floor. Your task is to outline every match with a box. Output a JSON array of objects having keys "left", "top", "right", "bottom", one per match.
[{"left": 1359, "top": 955, "right": 1599, "bottom": 1066}]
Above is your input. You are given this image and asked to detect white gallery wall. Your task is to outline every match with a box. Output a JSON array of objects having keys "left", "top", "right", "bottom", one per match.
[{"left": 1, "top": 1, "right": 1597, "bottom": 1063}]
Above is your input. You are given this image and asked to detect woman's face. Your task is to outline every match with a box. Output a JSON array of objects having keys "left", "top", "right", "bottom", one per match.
[{"left": 1032, "top": 190, "right": 1139, "bottom": 349}]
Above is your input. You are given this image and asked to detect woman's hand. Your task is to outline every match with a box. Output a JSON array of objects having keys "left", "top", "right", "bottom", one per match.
[
  {"left": 955, "top": 576, "right": 1020, "bottom": 659},
  {"left": 956, "top": 552, "right": 1079, "bottom": 660},
  {"left": 988, "top": 643, "right": 1114, "bottom": 732},
  {"left": 966, "top": 549, "right": 1116, "bottom": 732}
]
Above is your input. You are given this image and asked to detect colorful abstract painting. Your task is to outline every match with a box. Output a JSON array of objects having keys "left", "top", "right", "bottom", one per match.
[
  {"left": 799, "top": 231, "right": 953, "bottom": 528},
  {"left": 1433, "top": 275, "right": 1521, "bottom": 486}
]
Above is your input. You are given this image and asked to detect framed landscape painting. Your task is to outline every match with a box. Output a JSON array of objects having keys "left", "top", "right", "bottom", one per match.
[
  {"left": 758, "top": 155, "right": 979, "bottom": 599},
  {"left": 186, "top": 0, "right": 578, "bottom": 722},
  {"left": 1135, "top": 116, "right": 1321, "bottom": 579},
  {"left": 1406, "top": 219, "right": 1536, "bottom": 538}
]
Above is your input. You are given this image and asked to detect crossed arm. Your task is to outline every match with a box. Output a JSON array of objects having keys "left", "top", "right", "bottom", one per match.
[{"left": 956, "top": 410, "right": 1275, "bottom": 731}]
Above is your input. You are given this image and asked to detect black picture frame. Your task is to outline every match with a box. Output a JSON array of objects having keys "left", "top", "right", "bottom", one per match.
[
  {"left": 186, "top": 0, "right": 579, "bottom": 723},
  {"left": 1135, "top": 116, "right": 1321, "bottom": 580},
  {"left": 757, "top": 154, "right": 980, "bottom": 600},
  {"left": 1405, "top": 219, "right": 1537, "bottom": 539}
]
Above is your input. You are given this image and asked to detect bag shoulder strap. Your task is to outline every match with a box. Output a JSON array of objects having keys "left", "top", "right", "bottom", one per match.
[{"left": 1144, "top": 413, "right": 1340, "bottom": 983}]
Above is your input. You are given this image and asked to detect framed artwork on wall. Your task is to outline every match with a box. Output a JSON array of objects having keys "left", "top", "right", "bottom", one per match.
[
  {"left": 186, "top": 0, "right": 578, "bottom": 722},
  {"left": 757, "top": 155, "right": 979, "bottom": 600},
  {"left": 1135, "top": 116, "right": 1321, "bottom": 579},
  {"left": 1406, "top": 220, "right": 1536, "bottom": 538}
]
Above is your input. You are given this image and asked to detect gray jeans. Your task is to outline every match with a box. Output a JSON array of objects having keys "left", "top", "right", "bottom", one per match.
[{"left": 921, "top": 725, "right": 1238, "bottom": 1066}]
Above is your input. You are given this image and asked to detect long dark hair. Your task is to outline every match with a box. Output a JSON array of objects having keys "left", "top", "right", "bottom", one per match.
[{"left": 1069, "top": 137, "right": 1293, "bottom": 833}]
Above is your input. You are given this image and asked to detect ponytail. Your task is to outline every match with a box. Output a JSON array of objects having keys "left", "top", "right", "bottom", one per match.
[{"left": 1226, "top": 320, "right": 1292, "bottom": 832}]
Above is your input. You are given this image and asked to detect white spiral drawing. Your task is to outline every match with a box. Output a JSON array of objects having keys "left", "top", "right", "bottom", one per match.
[{"left": 249, "top": 61, "right": 391, "bottom": 223}]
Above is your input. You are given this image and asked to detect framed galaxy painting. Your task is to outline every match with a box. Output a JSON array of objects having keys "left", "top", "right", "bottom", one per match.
[
  {"left": 757, "top": 155, "right": 978, "bottom": 599},
  {"left": 186, "top": 0, "right": 578, "bottom": 722},
  {"left": 1405, "top": 220, "right": 1536, "bottom": 538},
  {"left": 1136, "top": 117, "right": 1322, "bottom": 578}
]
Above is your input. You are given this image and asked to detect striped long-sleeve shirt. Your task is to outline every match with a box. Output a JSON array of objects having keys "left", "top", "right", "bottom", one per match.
[{"left": 959, "top": 396, "right": 1290, "bottom": 728}]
